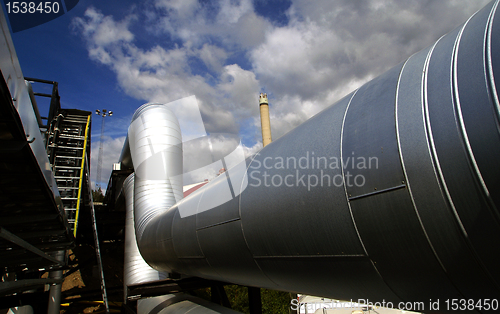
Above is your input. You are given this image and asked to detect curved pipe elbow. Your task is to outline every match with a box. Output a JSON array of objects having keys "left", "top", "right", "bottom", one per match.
[{"left": 125, "top": 103, "right": 183, "bottom": 267}]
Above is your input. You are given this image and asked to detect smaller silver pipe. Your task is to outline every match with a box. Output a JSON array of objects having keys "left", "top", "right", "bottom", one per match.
[
  {"left": 123, "top": 173, "right": 166, "bottom": 302},
  {"left": 47, "top": 250, "right": 65, "bottom": 314},
  {"left": 137, "top": 294, "right": 243, "bottom": 314}
]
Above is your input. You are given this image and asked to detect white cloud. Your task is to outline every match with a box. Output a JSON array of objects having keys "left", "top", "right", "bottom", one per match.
[
  {"left": 197, "top": 44, "right": 228, "bottom": 72},
  {"left": 251, "top": 22, "right": 346, "bottom": 100},
  {"left": 74, "top": 0, "right": 493, "bottom": 180},
  {"left": 148, "top": 0, "right": 271, "bottom": 48},
  {"left": 72, "top": 7, "right": 135, "bottom": 47},
  {"left": 90, "top": 136, "right": 126, "bottom": 190},
  {"left": 218, "top": 64, "right": 260, "bottom": 116},
  {"left": 155, "top": 0, "right": 199, "bottom": 19},
  {"left": 72, "top": 5, "right": 265, "bottom": 138},
  {"left": 249, "top": 0, "right": 491, "bottom": 136},
  {"left": 229, "top": 11, "right": 269, "bottom": 48},
  {"left": 217, "top": 0, "right": 253, "bottom": 24}
]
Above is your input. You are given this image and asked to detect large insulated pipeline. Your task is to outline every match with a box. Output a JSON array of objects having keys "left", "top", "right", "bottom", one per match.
[{"left": 123, "top": 1, "right": 500, "bottom": 313}]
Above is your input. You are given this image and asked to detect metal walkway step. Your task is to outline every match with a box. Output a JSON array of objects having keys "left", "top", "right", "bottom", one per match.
[
  {"left": 58, "top": 134, "right": 85, "bottom": 140},
  {"left": 50, "top": 146, "right": 84, "bottom": 150},
  {"left": 55, "top": 156, "right": 82, "bottom": 159}
]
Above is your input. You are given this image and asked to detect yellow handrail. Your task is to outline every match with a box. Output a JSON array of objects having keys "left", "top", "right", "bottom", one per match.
[{"left": 73, "top": 114, "right": 91, "bottom": 237}]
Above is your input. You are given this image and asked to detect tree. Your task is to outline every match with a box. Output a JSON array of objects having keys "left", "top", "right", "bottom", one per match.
[
  {"left": 92, "top": 187, "right": 104, "bottom": 202},
  {"left": 223, "top": 286, "right": 291, "bottom": 314}
]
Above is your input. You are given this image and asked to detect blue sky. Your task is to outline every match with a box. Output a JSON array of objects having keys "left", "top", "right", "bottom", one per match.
[{"left": 5, "top": 0, "right": 492, "bottom": 188}]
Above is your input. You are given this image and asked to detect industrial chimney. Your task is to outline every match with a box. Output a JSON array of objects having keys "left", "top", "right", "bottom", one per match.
[{"left": 259, "top": 93, "right": 272, "bottom": 147}]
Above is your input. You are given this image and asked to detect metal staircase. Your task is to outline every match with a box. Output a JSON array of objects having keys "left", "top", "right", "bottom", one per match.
[
  {"left": 47, "top": 110, "right": 91, "bottom": 237},
  {"left": 17, "top": 76, "right": 110, "bottom": 311},
  {"left": 46, "top": 110, "right": 109, "bottom": 311}
]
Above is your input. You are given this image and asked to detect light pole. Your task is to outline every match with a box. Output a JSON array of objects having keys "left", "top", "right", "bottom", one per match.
[{"left": 95, "top": 109, "right": 113, "bottom": 191}]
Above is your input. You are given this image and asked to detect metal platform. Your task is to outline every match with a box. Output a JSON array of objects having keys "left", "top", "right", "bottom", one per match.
[
  {"left": 0, "top": 74, "right": 73, "bottom": 291},
  {"left": 0, "top": 8, "right": 108, "bottom": 311}
]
